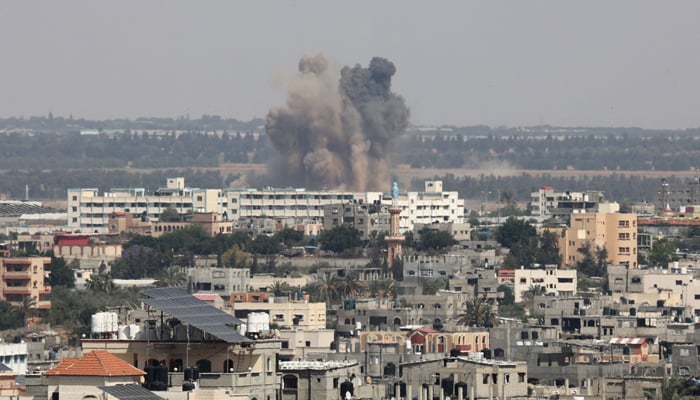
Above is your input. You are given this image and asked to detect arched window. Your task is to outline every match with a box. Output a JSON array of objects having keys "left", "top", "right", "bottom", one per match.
[{"left": 196, "top": 359, "right": 212, "bottom": 373}]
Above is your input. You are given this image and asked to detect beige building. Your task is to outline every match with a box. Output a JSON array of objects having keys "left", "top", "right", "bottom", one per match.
[
  {"left": 229, "top": 297, "right": 327, "bottom": 331},
  {"left": 513, "top": 265, "right": 577, "bottom": 303},
  {"left": 0, "top": 256, "right": 51, "bottom": 316},
  {"left": 559, "top": 203, "right": 638, "bottom": 268},
  {"left": 278, "top": 329, "right": 335, "bottom": 361}
]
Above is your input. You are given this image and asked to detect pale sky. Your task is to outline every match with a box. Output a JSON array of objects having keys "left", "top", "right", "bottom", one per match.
[{"left": 1, "top": 1, "right": 699, "bottom": 129}]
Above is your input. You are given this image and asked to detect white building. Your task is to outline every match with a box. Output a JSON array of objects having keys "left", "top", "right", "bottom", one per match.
[
  {"left": 0, "top": 342, "right": 28, "bottom": 374},
  {"left": 67, "top": 177, "right": 223, "bottom": 233},
  {"left": 68, "top": 178, "right": 465, "bottom": 235},
  {"left": 513, "top": 265, "right": 577, "bottom": 303},
  {"left": 380, "top": 180, "right": 464, "bottom": 233}
]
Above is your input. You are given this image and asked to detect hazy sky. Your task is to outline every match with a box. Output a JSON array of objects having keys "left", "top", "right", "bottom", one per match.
[{"left": 1, "top": 1, "right": 699, "bottom": 129}]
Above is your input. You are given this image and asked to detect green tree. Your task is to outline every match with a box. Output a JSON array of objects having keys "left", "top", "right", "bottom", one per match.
[
  {"left": 272, "top": 228, "right": 304, "bottom": 247},
  {"left": 369, "top": 278, "right": 396, "bottom": 299},
  {"left": 419, "top": 230, "right": 457, "bottom": 252},
  {"left": 0, "top": 301, "right": 24, "bottom": 330},
  {"left": 160, "top": 207, "right": 181, "bottom": 222},
  {"left": 221, "top": 244, "right": 252, "bottom": 269},
  {"left": 47, "top": 256, "right": 76, "bottom": 288},
  {"left": 249, "top": 235, "right": 281, "bottom": 255},
  {"left": 536, "top": 230, "right": 562, "bottom": 266},
  {"left": 318, "top": 226, "right": 362, "bottom": 254},
  {"left": 458, "top": 294, "right": 496, "bottom": 328},
  {"left": 644, "top": 377, "right": 693, "bottom": 400},
  {"left": 497, "top": 284, "right": 515, "bottom": 306},
  {"left": 155, "top": 266, "right": 187, "bottom": 287},
  {"left": 649, "top": 239, "right": 679, "bottom": 268},
  {"left": 421, "top": 277, "right": 447, "bottom": 295},
  {"left": 496, "top": 217, "right": 537, "bottom": 249},
  {"left": 86, "top": 273, "right": 114, "bottom": 294},
  {"left": 334, "top": 272, "right": 365, "bottom": 299}
]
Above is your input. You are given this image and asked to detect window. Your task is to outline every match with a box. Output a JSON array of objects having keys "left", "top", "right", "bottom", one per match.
[
  {"left": 281, "top": 341, "right": 289, "bottom": 349},
  {"left": 305, "top": 341, "right": 311, "bottom": 347},
  {"left": 518, "top": 373, "right": 526, "bottom": 383}
]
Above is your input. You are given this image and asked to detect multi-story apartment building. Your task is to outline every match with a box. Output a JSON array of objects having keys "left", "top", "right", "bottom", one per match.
[
  {"left": 529, "top": 186, "right": 604, "bottom": 218},
  {"left": 70, "top": 178, "right": 465, "bottom": 235},
  {"left": 558, "top": 203, "right": 638, "bottom": 268},
  {"left": 322, "top": 202, "right": 391, "bottom": 240},
  {"left": 655, "top": 177, "right": 700, "bottom": 212},
  {"left": 0, "top": 255, "right": 51, "bottom": 309},
  {"left": 380, "top": 180, "right": 464, "bottom": 233},
  {"left": 513, "top": 265, "right": 577, "bottom": 303},
  {"left": 68, "top": 177, "right": 222, "bottom": 233}
]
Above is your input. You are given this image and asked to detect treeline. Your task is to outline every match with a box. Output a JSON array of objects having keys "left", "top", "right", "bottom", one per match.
[
  {"left": 0, "top": 115, "right": 264, "bottom": 134},
  {"left": 395, "top": 133, "right": 700, "bottom": 171},
  {"left": 0, "top": 131, "right": 271, "bottom": 170},
  {"left": 0, "top": 169, "right": 227, "bottom": 200},
  {"left": 411, "top": 173, "right": 675, "bottom": 205}
]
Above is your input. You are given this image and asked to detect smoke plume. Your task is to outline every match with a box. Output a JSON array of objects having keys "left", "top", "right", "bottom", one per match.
[{"left": 265, "top": 54, "right": 409, "bottom": 191}]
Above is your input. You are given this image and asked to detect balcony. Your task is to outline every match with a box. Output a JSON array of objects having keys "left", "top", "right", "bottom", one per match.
[
  {"left": 3, "top": 271, "right": 31, "bottom": 279},
  {"left": 4, "top": 286, "right": 31, "bottom": 295}
]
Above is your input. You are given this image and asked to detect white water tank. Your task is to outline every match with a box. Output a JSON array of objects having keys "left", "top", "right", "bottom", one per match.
[
  {"left": 127, "top": 324, "right": 141, "bottom": 340},
  {"left": 118, "top": 325, "right": 128, "bottom": 340},
  {"left": 247, "top": 312, "right": 270, "bottom": 334},
  {"left": 91, "top": 312, "right": 118, "bottom": 334}
]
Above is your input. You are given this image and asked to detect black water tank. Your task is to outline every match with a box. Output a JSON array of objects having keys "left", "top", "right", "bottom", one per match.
[
  {"left": 156, "top": 365, "right": 168, "bottom": 383},
  {"left": 182, "top": 382, "right": 195, "bottom": 392}
]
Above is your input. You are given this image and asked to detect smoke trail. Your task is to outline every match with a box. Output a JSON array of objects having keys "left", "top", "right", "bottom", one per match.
[{"left": 265, "top": 54, "right": 409, "bottom": 191}]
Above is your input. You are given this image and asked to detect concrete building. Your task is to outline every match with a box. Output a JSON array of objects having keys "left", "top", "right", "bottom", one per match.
[
  {"left": 278, "top": 360, "right": 381, "bottom": 400},
  {"left": 400, "top": 354, "right": 528, "bottom": 400},
  {"left": 67, "top": 177, "right": 223, "bottom": 234},
  {"left": 322, "top": 201, "right": 390, "bottom": 241},
  {"left": 228, "top": 297, "right": 327, "bottom": 331},
  {"left": 528, "top": 186, "right": 604, "bottom": 218},
  {"left": 513, "top": 265, "right": 577, "bottom": 303},
  {"left": 0, "top": 255, "right": 51, "bottom": 317},
  {"left": 655, "top": 177, "right": 700, "bottom": 212},
  {"left": 0, "top": 342, "right": 28, "bottom": 375},
  {"left": 559, "top": 204, "right": 638, "bottom": 268},
  {"left": 188, "top": 267, "right": 251, "bottom": 299}
]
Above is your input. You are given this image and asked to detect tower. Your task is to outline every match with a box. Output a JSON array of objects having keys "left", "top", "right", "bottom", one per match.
[{"left": 386, "top": 182, "right": 404, "bottom": 269}]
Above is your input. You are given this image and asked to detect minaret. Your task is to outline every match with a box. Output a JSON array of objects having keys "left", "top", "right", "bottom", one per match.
[{"left": 386, "top": 182, "right": 404, "bottom": 269}]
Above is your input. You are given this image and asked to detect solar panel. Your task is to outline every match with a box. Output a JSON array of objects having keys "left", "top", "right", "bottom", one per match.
[
  {"left": 99, "top": 384, "right": 164, "bottom": 400},
  {"left": 141, "top": 287, "right": 250, "bottom": 344}
]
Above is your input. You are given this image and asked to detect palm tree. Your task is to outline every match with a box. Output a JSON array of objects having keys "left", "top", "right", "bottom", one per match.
[
  {"left": 312, "top": 273, "right": 339, "bottom": 306},
  {"left": 86, "top": 273, "right": 114, "bottom": 294},
  {"left": 369, "top": 278, "right": 396, "bottom": 300},
  {"left": 17, "top": 296, "right": 37, "bottom": 326},
  {"left": 644, "top": 377, "right": 693, "bottom": 400},
  {"left": 269, "top": 280, "right": 294, "bottom": 294},
  {"left": 156, "top": 266, "right": 187, "bottom": 287},
  {"left": 457, "top": 293, "right": 496, "bottom": 328},
  {"left": 335, "top": 272, "right": 365, "bottom": 300}
]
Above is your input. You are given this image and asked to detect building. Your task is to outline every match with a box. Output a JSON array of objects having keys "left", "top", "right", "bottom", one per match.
[
  {"left": 278, "top": 360, "right": 378, "bottom": 400},
  {"left": 655, "top": 177, "right": 700, "bottom": 212},
  {"left": 0, "top": 255, "right": 51, "bottom": 320},
  {"left": 228, "top": 296, "right": 327, "bottom": 331},
  {"left": 188, "top": 267, "right": 251, "bottom": 299},
  {"left": 67, "top": 177, "right": 222, "bottom": 234},
  {"left": 322, "top": 201, "right": 390, "bottom": 241},
  {"left": 108, "top": 211, "right": 235, "bottom": 237},
  {"left": 41, "top": 351, "right": 145, "bottom": 400},
  {"left": 400, "top": 354, "right": 528, "bottom": 400},
  {"left": 513, "top": 265, "right": 577, "bottom": 303},
  {"left": 558, "top": 203, "right": 638, "bottom": 268},
  {"left": 529, "top": 186, "right": 604, "bottom": 218}
]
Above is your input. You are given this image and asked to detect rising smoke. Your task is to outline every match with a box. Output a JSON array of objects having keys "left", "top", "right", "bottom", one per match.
[{"left": 265, "top": 54, "right": 410, "bottom": 191}]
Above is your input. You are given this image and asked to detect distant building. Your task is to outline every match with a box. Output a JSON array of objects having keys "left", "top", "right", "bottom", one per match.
[
  {"left": 529, "top": 186, "right": 604, "bottom": 218},
  {"left": 558, "top": 203, "right": 638, "bottom": 268},
  {"left": 513, "top": 265, "right": 577, "bottom": 303},
  {"left": 0, "top": 255, "right": 51, "bottom": 322},
  {"left": 655, "top": 177, "right": 700, "bottom": 212}
]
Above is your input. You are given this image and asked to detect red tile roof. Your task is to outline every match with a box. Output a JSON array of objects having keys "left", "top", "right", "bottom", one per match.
[{"left": 45, "top": 351, "right": 145, "bottom": 377}]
